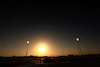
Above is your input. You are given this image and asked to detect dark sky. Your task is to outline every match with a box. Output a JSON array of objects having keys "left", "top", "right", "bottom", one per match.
[{"left": 0, "top": 1, "right": 100, "bottom": 56}]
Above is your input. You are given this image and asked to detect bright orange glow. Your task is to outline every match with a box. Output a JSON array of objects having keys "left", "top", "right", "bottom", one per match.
[
  {"left": 39, "top": 46, "right": 45, "bottom": 52},
  {"left": 33, "top": 42, "right": 49, "bottom": 56}
]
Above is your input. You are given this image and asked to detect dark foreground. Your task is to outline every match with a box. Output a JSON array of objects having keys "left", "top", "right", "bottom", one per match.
[
  {"left": 1, "top": 55, "right": 100, "bottom": 67},
  {"left": 1, "top": 60, "right": 100, "bottom": 67},
  {"left": 19, "top": 60, "right": 100, "bottom": 67}
]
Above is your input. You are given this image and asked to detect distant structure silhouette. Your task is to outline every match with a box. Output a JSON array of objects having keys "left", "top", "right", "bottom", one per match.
[
  {"left": 26, "top": 40, "right": 29, "bottom": 57},
  {"left": 76, "top": 37, "right": 83, "bottom": 56}
]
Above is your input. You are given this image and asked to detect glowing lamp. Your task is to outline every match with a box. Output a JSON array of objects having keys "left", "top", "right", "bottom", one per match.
[
  {"left": 76, "top": 37, "right": 80, "bottom": 42},
  {"left": 27, "top": 40, "right": 29, "bottom": 44}
]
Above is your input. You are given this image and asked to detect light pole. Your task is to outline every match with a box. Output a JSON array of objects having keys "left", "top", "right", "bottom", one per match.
[
  {"left": 76, "top": 37, "right": 83, "bottom": 56},
  {"left": 87, "top": 46, "right": 90, "bottom": 54},
  {"left": 62, "top": 48, "right": 64, "bottom": 56},
  {"left": 26, "top": 40, "right": 29, "bottom": 57}
]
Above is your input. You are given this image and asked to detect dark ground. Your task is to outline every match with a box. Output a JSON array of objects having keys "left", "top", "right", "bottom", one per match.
[
  {"left": 0, "top": 55, "right": 100, "bottom": 67},
  {"left": 19, "top": 60, "right": 100, "bottom": 67}
]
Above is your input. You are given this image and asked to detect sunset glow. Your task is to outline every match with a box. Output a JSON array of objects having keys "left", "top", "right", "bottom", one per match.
[
  {"left": 0, "top": 1, "right": 100, "bottom": 57},
  {"left": 39, "top": 46, "right": 45, "bottom": 52}
]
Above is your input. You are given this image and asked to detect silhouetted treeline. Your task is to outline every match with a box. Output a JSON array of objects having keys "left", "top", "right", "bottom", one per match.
[{"left": 1, "top": 54, "right": 100, "bottom": 58}]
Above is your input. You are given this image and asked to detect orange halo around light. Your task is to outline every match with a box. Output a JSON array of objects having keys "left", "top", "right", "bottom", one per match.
[
  {"left": 39, "top": 46, "right": 45, "bottom": 52},
  {"left": 33, "top": 42, "right": 49, "bottom": 56}
]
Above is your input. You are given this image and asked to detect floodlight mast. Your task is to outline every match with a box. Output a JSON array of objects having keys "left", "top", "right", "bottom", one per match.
[
  {"left": 26, "top": 40, "right": 29, "bottom": 57},
  {"left": 76, "top": 37, "right": 83, "bottom": 56}
]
